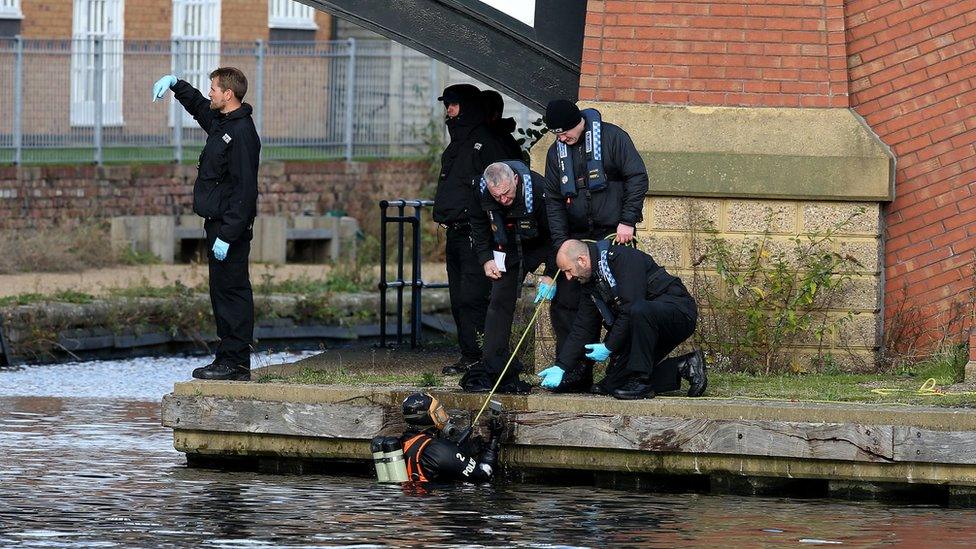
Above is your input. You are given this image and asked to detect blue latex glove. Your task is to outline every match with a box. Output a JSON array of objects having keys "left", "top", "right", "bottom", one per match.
[
  {"left": 537, "top": 365, "right": 565, "bottom": 389},
  {"left": 212, "top": 238, "right": 229, "bottom": 261},
  {"left": 584, "top": 343, "right": 611, "bottom": 362},
  {"left": 533, "top": 281, "right": 556, "bottom": 303},
  {"left": 152, "top": 75, "right": 178, "bottom": 102}
]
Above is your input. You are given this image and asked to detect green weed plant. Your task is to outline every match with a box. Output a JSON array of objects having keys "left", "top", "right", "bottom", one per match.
[{"left": 693, "top": 208, "right": 865, "bottom": 374}]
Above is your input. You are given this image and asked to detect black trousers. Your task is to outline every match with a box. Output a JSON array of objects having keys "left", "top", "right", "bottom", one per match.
[
  {"left": 469, "top": 244, "right": 548, "bottom": 385},
  {"left": 600, "top": 291, "right": 698, "bottom": 393},
  {"left": 445, "top": 226, "right": 491, "bottom": 361},
  {"left": 205, "top": 220, "right": 254, "bottom": 368}
]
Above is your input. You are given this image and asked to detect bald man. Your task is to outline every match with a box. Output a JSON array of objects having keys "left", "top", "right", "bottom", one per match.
[{"left": 537, "top": 239, "right": 706, "bottom": 399}]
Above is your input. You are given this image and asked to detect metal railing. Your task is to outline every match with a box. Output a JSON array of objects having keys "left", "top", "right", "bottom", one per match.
[
  {"left": 378, "top": 199, "right": 447, "bottom": 349},
  {"left": 0, "top": 37, "right": 456, "bottom": 165}
]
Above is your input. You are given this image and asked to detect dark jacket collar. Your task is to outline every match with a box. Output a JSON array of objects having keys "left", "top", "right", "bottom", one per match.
[{"left": 217, "top": 102, "right": 252, "bottom": 120}]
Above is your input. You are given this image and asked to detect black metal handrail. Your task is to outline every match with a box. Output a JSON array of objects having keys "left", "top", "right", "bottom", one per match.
[{"left": 377, "top": 199, "right": 447, "bottom": 348}]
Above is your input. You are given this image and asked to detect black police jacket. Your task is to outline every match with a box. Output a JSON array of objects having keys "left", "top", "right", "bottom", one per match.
[
  {"left": 556, "top": 243, "right": 695, "bottom": 371},
  {"left": 432, "top": 113, "right": 509, "bottom": 225},
  {"left": 401, "top": 431, "right": 492, "bottom": 483},
  {"left": 173, "top": 79, "right": 261, "bottom": 243},
  {"left": 543, "top": 122, "right": 648, "bottom": 246},
  {"left": 470, "top": 170, "right": 557, "bottom": 276}
]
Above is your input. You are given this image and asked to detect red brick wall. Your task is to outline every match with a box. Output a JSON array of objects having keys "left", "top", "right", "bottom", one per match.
[
  {"left": 580, "top": 0, "right": 849, "bottom": 107},
  {"left": 846, "top": 1, "right": 976, "bottom": 350},
  {"left": 581, "top": 0, "right": 976, "bottom": 354},
  {"left": 21, "top": 0, "right": 72, "bottom": 39},
  {"left": 0, "top": 161, "right": 430, "bottom": 232}
]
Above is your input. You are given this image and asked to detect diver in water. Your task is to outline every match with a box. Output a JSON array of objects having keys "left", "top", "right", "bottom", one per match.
[{"left": 373, "top": 392, "right": 503, "bottom": 483}]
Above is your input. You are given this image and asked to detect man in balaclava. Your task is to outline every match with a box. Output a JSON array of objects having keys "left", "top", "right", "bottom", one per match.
[{"left": 480, "top": 89, "right": 524, "bottom": 162}]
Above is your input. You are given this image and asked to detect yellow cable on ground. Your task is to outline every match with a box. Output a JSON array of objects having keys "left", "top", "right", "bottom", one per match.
[{"left": 866, "top": 377, "right": 974, "bottom": 397}]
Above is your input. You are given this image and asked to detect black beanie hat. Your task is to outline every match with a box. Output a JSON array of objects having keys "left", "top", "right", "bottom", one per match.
[{"left": 544, "top": 99, "right": 582, "bottom": 133}]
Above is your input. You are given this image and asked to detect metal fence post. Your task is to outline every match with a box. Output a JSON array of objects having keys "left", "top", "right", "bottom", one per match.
[
  {"left": 93, "top": 36, "right": 104, "bottom": 165},
  {"left": 172, "top": 38, "right": 183, "bottom": 164},
  {"left": 254, "top": 39, "right": 265, "bottom": 137},
  {"left": 344, "top": 37, "right": 356, "bottom": 162},
  {"left": 12, "top": 35, "right": 23, "bottom": 165}
]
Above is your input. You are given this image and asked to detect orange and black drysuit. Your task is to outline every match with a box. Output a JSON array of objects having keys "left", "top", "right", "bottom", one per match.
[{"left": 400, "top": 429, "right": 497, "bottom": 483}]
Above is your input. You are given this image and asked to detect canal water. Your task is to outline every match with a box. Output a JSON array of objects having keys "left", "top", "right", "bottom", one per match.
[{"left": 2, "top": 354, "right": 976, "bottom": 547}]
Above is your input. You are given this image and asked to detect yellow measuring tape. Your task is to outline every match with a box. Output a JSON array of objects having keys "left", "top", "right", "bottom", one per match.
[{"left": 867, "top": 377, "right": 975, "bottom": 397}]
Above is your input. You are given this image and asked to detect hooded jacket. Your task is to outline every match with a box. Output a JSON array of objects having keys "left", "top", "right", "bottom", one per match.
[
  {"left": 173, "top": 79, "right": 261, "bottom": 243},
  {"left": 487, "top": 116, "right": 524, "bottom": 163},
  {"left": 432, "top": 87, "right": 509, "bottom": 225}
]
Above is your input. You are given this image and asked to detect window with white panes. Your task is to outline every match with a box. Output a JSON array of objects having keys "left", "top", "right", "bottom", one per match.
[
  {"left": 172, "top": 0, "right": 220, "bottom": 126},
  {"left": 268, "top": 0, "right": 317, "bottom": 30},
  {"left": 70, "top": 0, "right": 124, "bottom": 126},
  {"left": 0, "top": 0, "right": 22, "bottom": 19}
]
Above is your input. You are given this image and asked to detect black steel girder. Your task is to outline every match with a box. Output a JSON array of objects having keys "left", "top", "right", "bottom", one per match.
[{"left": 300, "top": 0, "right": 587, "bottom": 111}]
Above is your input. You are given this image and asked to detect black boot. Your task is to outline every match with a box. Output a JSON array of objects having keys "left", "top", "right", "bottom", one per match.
[
  {"left": 191, "top": 360, "right": 219, "bottom": 379},
  {"left": 677, "top": 349, "right": 708, "bottom": 397},
  {"left": 193, "top": 362, "right": 250, "bottom": 381},
  {"left": 612, "top": 378, "right": 655, "bottom": 400},
  {"left": 497, "top": 378, "right": 532, "bottom": 395},
  {"left": 460, "top": 369, "right": 493, "bottom": 393}
]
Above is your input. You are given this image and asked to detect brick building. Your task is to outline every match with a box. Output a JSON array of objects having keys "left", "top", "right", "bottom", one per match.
[
  {"left": 4, "top": 0, "right": 333, "bottom": 41},
  {"left": 567, "top": 0, "right": 975, "bottom": 363}
]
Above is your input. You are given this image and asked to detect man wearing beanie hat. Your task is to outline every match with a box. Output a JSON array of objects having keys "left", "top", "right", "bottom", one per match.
[
  {"left": 539, "top": 99, "right": 649, "bottom": 393},
  {"left": 433, "top": 83, "right": 510, "bottom": 376}
]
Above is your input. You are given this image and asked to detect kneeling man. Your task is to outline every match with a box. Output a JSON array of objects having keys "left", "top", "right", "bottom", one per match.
[{"left": 539, "top": 239, "right": 707, "bottom": 399}]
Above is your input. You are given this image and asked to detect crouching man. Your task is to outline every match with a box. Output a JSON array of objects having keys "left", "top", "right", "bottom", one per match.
[{"left": 539, "top": 240, "right": 707, "bottom": 400}]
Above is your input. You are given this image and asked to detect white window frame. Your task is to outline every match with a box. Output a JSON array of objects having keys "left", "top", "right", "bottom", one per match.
[
  {"left": 0, "top": 0, "right": 23, "bottom": 20},
  {"left": 171, "top": 0, "right": 221, "bottom": 126},
  {"left": 268, "top": 0, "right": 317, "bottom": 30},
  {"left": 70, "top": 0, "right": 124, "bottom": 127}
]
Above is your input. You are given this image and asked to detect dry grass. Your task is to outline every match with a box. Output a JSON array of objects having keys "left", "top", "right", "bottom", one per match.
[{"left": 0, "top": 222, "right": 120, "bottom": 275}]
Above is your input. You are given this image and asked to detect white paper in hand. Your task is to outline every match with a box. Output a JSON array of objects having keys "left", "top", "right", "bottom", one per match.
[{"left": 493, "top": 250, "right": 507, "bottom": 272}]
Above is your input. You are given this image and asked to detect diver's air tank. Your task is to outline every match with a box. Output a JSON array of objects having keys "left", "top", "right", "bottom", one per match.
[
  {"left": 370, "top": 436, "right": 390, "bottom": 483},
  {"left": 382, "top": 436, "right": 409, "bottom": 483}
]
